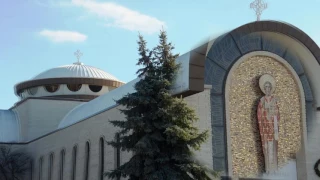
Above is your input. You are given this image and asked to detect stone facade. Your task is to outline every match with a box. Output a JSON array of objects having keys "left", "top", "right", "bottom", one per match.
[
  {"left": 23, "top": 107, "right": 123, "bottom": 180},
  {"left": 6, "top": 86, "right": 212, "bottom": 180},
  {"left": 3, "top": 20, "right": 320, "bottom": 180},
  {"left": 184, "top": 85, "right": 213, "bottom": 169},
  {"left": 13, "top": 98, "right": 84, "bottom": 141},
  {"left": 305, "top": 111, "right": 320, "bottom": 180}
]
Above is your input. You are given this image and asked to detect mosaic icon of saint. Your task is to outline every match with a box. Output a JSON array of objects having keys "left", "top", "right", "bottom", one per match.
[{"left": 257, "top": 74, "right": 280, "bottom": 173}]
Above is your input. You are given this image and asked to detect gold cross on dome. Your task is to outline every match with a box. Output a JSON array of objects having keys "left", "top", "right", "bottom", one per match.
[
  {"left": 250, "top": 0, "right": 268, "bottom": 21},
  {"left": 74, "top": 50, "right": 83, "bottom": 63}
]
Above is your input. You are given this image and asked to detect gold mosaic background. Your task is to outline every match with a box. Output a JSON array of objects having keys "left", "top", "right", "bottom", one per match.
[{"left": 228, "top": 55, "right": 302, "bottom": 177}]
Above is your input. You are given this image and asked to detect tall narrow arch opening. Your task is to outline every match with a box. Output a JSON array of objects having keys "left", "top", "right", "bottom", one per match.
[
  {"left": 115, "top": 133, "right": 121, "bottom": 180},
  {"left": 116, "top": 133, "right": 120, "bottom": 169},
  {"left": 71, "top": 146, "right": 77, "bottom": 180},
  {"left": 84, "top": 142, "right": 90, "bottom": 180},
  {"left": 99, "top": 137, "right": 104, "bottom": 180},
  {"left": 60, "top": 149, "right": 65, "bottom": 180},
  {"left": 30, "top": 160, "right": 33, "bottom": 180},
  {"left": 48, "top": 153, "right": 54, "bottom": 180},
  {"left": 38, "top": 157, "right": 43, "bottom": 180}
]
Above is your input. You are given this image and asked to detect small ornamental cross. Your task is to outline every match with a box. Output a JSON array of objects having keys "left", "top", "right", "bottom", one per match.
[
  {"left": 74, "top": 50, "right": 83, "bottom": 63},
  {"left": 250, "top": 0, "right": 268, "bottom": 21}
]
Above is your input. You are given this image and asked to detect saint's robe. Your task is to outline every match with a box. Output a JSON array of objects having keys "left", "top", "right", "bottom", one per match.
[{"left": 257, "top": 95, "right": 280, "bottom": 173}]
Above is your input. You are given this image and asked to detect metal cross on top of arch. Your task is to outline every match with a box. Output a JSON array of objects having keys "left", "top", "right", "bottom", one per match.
[
  {"left": 250, "top": 0, "right": 268, "bottom": 21},
  {"left": 74, "top": 50, "right": 83, "bottom": 64}
]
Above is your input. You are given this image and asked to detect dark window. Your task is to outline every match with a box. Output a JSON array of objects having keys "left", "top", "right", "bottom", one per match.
[
  {"left": 67, "top": 84, "right": 82, "bottom": 92},
  {"left": 28, "top": 87, "right": 38, "bottom": 95},
  {"left": 39, "top": 157, "right": 43, "bottom": 180},
  {"left": 71, "top": 146, "right": 77, "bottom": 180},
  {"left": 30, "top": 160, "right": 33, "bottom": 180},
  {"left": 89, "top": 85, "right": 102, "bottom": 92},
  {"left": 99, "top": 138, "right": 104, "bottom": 180},
  {"left": 60, "top": 150, "right": 65, "bottom": 180},
  {"left": 48, "top": 153, "right": 54, "bottom": 180},
  {"left": 19, "top": 90, "right": 25, "bottom": 98},
  {"left": 44, "top": 84, "right": 59, "bottom": 93},
  {"left": 116, "top": 133, "right": 120, "bottom": 180},
  {"left": 84, "top": 142, "right": 90, "bottom": 180},
  {"left": 116, "top": 134, "right": 120, "bottom": 168}
]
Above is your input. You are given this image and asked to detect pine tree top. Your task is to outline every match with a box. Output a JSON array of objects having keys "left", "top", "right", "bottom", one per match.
[{"left": 106, "top": 30, "right": 218, "bottom": 180}]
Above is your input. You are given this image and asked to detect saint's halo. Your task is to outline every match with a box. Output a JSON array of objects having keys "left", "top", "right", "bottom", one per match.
[{"left": 259, "top": 74, "right": 276, "bottom": 94}]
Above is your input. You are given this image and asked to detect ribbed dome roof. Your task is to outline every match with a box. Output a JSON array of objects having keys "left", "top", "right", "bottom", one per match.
[{"left": 32, "top": 62, "right": 120, "bottom": 81}]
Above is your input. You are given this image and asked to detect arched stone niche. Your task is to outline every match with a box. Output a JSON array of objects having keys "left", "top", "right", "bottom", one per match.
[
  {"left": 204, "top": 23, "right": 316, "bottom": 177},
  {"left": 224, "top": 51, "right": 307, "bottom": 178}
]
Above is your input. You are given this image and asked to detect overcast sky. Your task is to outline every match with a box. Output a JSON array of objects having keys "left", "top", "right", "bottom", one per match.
[{"left": 0, "top": 0, "right": 319, "bottom": 109}]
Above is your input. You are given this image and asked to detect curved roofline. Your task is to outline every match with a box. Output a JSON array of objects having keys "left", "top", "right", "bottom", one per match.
[
  {"left": 14, "top": 77, "right": 125, "bottom": 95},
  {"left": 224, "top": 20, "right": 320, "bottom": 64},
  {"left": 31, "top": 63, "right": 120, "bottom": 80}
]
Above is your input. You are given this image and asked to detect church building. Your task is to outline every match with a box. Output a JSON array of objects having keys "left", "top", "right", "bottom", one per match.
[{"left": 1, "top": 20, "right": 320, "bottom": 180}]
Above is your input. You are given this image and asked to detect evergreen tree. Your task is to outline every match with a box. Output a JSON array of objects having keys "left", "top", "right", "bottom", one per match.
[{"left": 106, "top": 30, "right": 217, "bottom": 180}]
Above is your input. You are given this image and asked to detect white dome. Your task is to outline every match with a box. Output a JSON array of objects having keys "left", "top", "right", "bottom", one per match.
[{"left": 32, "top": 62, "right": 120, "bottom": 81}]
